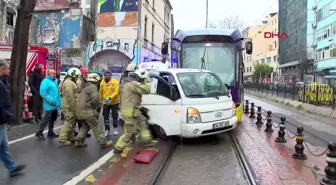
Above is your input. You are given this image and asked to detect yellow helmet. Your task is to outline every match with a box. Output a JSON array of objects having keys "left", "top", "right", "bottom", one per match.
[{"left": 86, "top": 73, "right": 101, "bottom": 82}]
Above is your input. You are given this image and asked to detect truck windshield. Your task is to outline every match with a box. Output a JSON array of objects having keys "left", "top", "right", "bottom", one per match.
[
  {"left": 181, "top": 43, "right": 235, "bottom": 86},
  {"left": 176, "top": 72, "right": 229, "bottom": 98}
]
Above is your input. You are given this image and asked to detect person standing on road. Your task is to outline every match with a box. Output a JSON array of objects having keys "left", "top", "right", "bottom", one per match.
[
  {"left": 28, "top": 63, "right": 44, "bottom": 123},
  {"left": 0, "top": 59, "right": 26, "bottom": 177},
  {"left": 35, "top": 69, "right": 61, "bottom": 139},
  {"left": 99, "top": 70, "right": 120, "bottom": 136},
  {"left": 75, "top": 73, "right": 113, "bottom": 148},
  {"left": 58, "top": 68, "right": 81, "bottom": 145},
  {"left": 75, "top": 67, "right": 91, "bottom": 138},
  {"left": 114, "top": 68, "right": 158, "bottom": 157}
]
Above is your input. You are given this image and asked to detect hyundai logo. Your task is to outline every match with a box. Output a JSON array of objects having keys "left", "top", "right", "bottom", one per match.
[{"left": 215, "top": 112, "right": 222, "bottom": 118}]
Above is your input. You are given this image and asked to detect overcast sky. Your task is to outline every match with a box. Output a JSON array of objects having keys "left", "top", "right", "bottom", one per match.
[{"left": 170, "top": 0, "right": 278, "bottom": 30}]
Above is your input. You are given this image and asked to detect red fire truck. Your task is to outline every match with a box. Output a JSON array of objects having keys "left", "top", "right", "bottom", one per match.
[{"left": 0, "top": 44, "right": 60, "bottom": 76}]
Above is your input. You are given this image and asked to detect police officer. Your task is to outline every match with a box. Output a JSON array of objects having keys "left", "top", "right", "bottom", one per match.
[
  {"left": 114, "top": 68, "right": 158, "bottom": 157},
  {"left": 58, "top": 67, "right": 81, "bottom": 146},
  {"left": 75, "top": 73, "right": 113, "bottom": 148}
]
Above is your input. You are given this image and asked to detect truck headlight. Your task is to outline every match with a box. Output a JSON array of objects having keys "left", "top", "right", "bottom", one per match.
[
  {"left": 187, "top": 107, "right": 201, "bottom": 123},
  {"left": 232, "top": 103, "right": 236, "bottom": 116}
]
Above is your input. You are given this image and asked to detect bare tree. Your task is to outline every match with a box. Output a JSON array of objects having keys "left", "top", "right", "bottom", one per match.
[
  {"left": 218, "top": 16, "right": 245, "bottom": 32},
  {"left": 206, "top": 21, "right": 217, "bottom": 28},
  {"left": 9, "top": 0, "right": 37, "bottom": 124}
]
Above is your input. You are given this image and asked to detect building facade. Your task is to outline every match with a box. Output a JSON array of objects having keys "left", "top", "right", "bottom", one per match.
[
  {"left": 242, "top": 13, "right": 279, "bottom": 83},
  {"left": 314, "top": 0, "right": 336, "bottom": 84},
  {"left": 29, "top": 0, "right": 96, "bottom": 72},
  {"left": 0, "top": 0, "right": 19, "bottom": 44},
  {"left": 278, "top": 0, "right": 315, "bottom": 83},
  {"left": 86, "top": 0, "right": 173, "bottom": 73}
]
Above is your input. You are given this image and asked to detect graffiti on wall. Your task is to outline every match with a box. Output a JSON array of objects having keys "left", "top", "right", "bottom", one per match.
[
  {"left": 97, "top": 0, "right": 138, "bottom": 26},
  {"left": 86, "top": 39, "right": 139, "bottom": 73}
]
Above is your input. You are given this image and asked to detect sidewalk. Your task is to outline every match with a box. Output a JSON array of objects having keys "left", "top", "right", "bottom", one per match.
[
  {"left": 246, "top": 90, "right": 336, "bottom": 119},
  {"left": 235, "top": 115, "right": 327, "bottom": 185}
]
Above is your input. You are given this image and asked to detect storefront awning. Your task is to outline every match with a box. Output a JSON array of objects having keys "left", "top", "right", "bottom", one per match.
[{"left": 316, "top": 58, "right": 336, "bottom": 71}]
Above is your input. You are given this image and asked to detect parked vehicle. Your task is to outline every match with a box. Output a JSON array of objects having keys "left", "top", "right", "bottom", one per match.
[{"left": 143, "top": 68, "right": 238, "bottom": 140}]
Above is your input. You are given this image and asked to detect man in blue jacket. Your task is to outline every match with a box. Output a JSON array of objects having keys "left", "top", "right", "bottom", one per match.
[
  {"left": 35, "top": 69, "right": 61, "bottom": 139},
  {"left": 0, "top": 59, "right": 26, "bottom": 176}
]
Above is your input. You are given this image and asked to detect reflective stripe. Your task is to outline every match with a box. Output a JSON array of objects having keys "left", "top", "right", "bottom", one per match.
[
  {"left": 296, "top": 136, "right": 303, "bottom": 140},
  {"left": 326, "top": 157, "right": 336, "bottom": 163},
  {"left": 280, "top": 124, "right": 285, "bottom": 128}
]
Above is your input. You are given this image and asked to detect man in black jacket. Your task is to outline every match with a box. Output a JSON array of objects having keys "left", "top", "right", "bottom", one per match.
[
  {"left": 29, "top": 63, "right": 44, "bottom": 122},
  {"left": 0, "top": 59, "right": 26, "bottom": 177}
]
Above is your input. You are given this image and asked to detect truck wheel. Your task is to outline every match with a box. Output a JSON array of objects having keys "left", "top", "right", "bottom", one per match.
[{"left": 153, "top": 125, "right": 171, "bottom": 141}]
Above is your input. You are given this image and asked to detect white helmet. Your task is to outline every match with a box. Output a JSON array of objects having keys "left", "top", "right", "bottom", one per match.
[
  {"left": 126, "top": 63, "right": 137, "bottom": 72},
  {"left": 67, "top": 67, "right": 81, "bottom": 78},
  {"left": 134, "top": 68, "right": 149, "bottom": 79},
  {"left": 86, "top": 73, "right": 101, "bottom": 82}
]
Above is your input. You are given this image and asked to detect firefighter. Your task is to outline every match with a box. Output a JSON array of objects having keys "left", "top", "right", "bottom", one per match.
[
  {"left": 76, "top": 67, "right": 91, "bottom": 138},
  {"left": 58, "top": 67, "right": 81, "bottom": 146},
  {"left": 114, "top": 68, "right": 158, "bottom": 158},
  {"left": 75, "top": 73, "right": 113, "bottom": 148},
  {"left": 99, "top": 70, "right": 120, "bottom": 136}
]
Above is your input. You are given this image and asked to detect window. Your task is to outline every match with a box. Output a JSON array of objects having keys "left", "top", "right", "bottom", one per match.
[
  {"left": 152, "top": 0, "right": 155, "bottom": 9},
  {"left": 261, "top": 59, "right": 265, "bottom": 63},
  {"left": 43, "top": 29, "right": 56, "bottom": 44},
  {"left": 85, "top": 0, "right": 91, "bottom": 4},
  {"left": 331, "top": 48, "right": 336, "bottom": 57},
  {"left": 268, "top": 45, "right": 273, "bottom": 51},
  {"left": 267, "top": 57, "right": 271, "bottom": 63},
  {"left": 273, "top": 56, "right": 277, "bottom": 62},
  {"left": 6, "top": 11, "right": 14, "bottom": 26},
  {"left": 177, "top": 72, "right": 228, "bottom": 98},
  {"left": 152, "top": 73, "right": 179, "bottom": 100},
  {"left": 181, "top": 43, "right": 236, "bottom": 86},
  {"left": 274, "top": 41, "right": 277, "bottom": 48},
  {"left": 144, "top": 16, "right": 148, "bottom": 38},
  {"left": 151, "top": 23, "right": 155, "bottom": 43}
]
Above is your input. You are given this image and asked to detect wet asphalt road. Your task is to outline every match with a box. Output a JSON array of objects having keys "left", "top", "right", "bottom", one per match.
[
  {"left": 246, "top": 95, "right": 336, "bottom": 147},
  {"left": 156, "top": 133, "right": 248, "bottom": 185},
  {"left": 1, "top": 118, "right": 122, "bottom": 185}
]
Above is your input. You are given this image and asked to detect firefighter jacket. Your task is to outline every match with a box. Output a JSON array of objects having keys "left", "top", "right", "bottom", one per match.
[
  {"left": 120, "top": 80, "right": 151, "bottom": 117},
  {"left": 60, "top": 77, "right": 79, "bottom": 110},
  {"left": 76, "top": 75, "right": 84, "bottom": 92},
  {"left": 76, "top": 82, "right": 100, "bottom": 119},
  {"left": 99, "top": 78, "right": 119, "bottom": 105}
]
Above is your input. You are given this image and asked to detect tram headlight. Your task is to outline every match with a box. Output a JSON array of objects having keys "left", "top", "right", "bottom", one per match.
[{"left": 187, "top": 107, "right": 201, "bottom": 123}]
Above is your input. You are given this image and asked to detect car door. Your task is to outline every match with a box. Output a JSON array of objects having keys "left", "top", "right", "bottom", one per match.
[{"left": 141, "top": 72, "right": 183, "bottom": 136}]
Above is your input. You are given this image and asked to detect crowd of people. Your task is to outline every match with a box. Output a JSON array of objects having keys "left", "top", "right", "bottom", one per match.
[{"left": 0, "top": 60, "right": 158, "bottom": 177}]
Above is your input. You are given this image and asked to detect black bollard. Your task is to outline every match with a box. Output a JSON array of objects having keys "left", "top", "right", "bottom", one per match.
[
  {"left": 249, "top": 102, "right": 255, "bottom": 118},
  {"left": 244, "top": 100, "right": 249, "bottom": 114},
  {"left": 255, "top": 106, "right": 263, "bottom": 125},
  {"left": 275, "top": 117, "right": 287, "bottom": 143},
  {"left": 320, "top": 142, "right": 336, "bottom": 185},
  {"left": 264, "top": 111, "right": 274, "bottom": 132},
  {"left": 292, "top": 126, "right": 307, "bottom": 160}
]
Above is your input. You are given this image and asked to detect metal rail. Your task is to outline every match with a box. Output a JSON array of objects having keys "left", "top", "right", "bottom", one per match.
[
  {"left": 229, "top": 132, "right": 258, "bottom": 185},
  {"left": 150, "top": 134, "right": 258, "bottom": 185},
  {"left": 149, "top": 140, "right": 177, "bottom": 185}
]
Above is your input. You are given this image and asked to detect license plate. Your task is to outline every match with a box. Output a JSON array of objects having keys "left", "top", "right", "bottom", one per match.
[{"left": 213, "top": 121, "right": 230, "bottom": 129}]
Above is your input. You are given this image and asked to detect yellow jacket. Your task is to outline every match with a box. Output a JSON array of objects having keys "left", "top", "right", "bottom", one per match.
[{"left": 99, "top": 78, "right": 119, "bottom": 105}]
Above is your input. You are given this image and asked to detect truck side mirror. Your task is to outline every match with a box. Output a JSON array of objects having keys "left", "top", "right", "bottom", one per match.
[
  {"left": 169, "top": 86, "right": 178, "bottom": 101},
  {"left": 161, "top": 42, "right": 169, "bottom": 55},
  {"left": 245, "top": 41, "right": 253, "bottom": 54}
]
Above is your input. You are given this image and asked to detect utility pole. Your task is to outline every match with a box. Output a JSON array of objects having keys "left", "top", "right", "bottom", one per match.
[
  {"left": 137, "top": 0, "right": 142, "bottom": 64},
  {"left": 9, "top": 0, "right": 37, "bottom": 124},
  {"left": 206, "top": 0, "right": 208, "bottom": 28}
]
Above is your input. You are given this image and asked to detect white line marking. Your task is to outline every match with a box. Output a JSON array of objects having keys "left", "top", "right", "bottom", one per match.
[
  {"left": 8, "top": 126, "right": 62, "bottom": 145},
  {"left": 63, "top": 150, "right": 115, "bottom": 185}
]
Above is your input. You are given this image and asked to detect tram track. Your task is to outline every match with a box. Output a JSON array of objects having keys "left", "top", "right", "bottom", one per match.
[{"left": 149, "top": 132, "right": 258, "bottom": 185}]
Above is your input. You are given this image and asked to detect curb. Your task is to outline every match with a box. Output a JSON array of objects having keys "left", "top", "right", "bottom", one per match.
[{"left": 246, "top": 91, "right": 336, "bottom": 119}]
